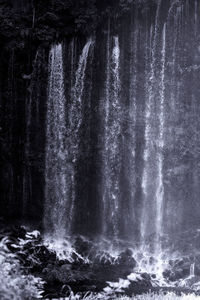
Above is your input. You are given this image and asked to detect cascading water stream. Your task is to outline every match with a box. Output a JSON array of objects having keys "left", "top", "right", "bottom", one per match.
[
  {"left": 155, "top": 23, "right": 166, "bottom": 253},
  {"left": 39, "top": 1, "right": 200, "bottom": 273},
  {"left": 102, "top": 35, "right": 122, "bottom": 239},
  {"left": 44, "top": 43, "right": 68, "bottom": 240},
  {"left": 127, "top": 9, "right": 139, "bottom": 235},
  {"left": 140, "top": 1, "right": 167, "bottom": 255},
  {"left": 140, "top": 25, "right": 153, "bottom": 247},
  {"left": 44, "top": 39, "right": 93, "bottom": 241},
  {"left": 190, "top": 263, "right": 195, "bottom": 277},
  {"left": 2, "top": 3, "right": 200, "bottom": 294},
  {"left": 141, "top": 0, "right": 161, "bottom": 249},
  {"left": 170, "top": 10, "right": 179, "bottom": 112},
  {"left": 102, "top": 21, "right": 111, "bottom": 236},
  {"left": 67, "top": 38, "right": 93, "bottom": 231}
]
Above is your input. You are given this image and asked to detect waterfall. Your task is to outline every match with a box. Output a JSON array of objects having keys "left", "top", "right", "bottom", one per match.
[
  {"left": 44, "top": 43, "right": 68, "bottom": 239},
  {"left": 155, "top": 23, "right": 166, "bottom": 251},
  {"left": 102, "top": 35, "right": 122, "bottom": 239},
  {"left": 44, "top": 40, "right": 93, "bottom": 239},
  {"left": 39, "top": 0, "right": 200, "bottom": 252},
  {"left": 2, "top": 0, "right": 200, "bottom": 266},
  {"left": 141, "top": 0, "right": 161, "bottom": 247},
  {"left": 128, "top": 8, "right": 139, "bottom": 236},
  {"left": 170, "top": 10, "right": 179, "bottom": 112},
  {"left": 140, "top": 26, "right": 152, "bottom": 245},
  {"left": 67, "top": 38, "right": 93, "bottom": 231},
  {"left": 102, "top": 21, "right": 111, "bottom": 236},
  {"left": 105, "top": 19, "right": 110, "bottom": 132},
  {"left": 190, "top": 263, "right": 195, "bottom": 277}
]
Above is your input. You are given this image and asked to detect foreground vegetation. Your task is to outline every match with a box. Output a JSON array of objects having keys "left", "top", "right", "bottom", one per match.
[
  {"left": 124, "top": 292, "right": 200, "bottom": 300},
  {"left": 0, "top": 237, "right": 44, "bottom": 299},
  {"left": 1, "top": 227, "right": 200, "bottom": 299},
  {"left": 44, "top": 291, "right": 200, "bottom": 299},
  {"left": 57, "top": 291, "right": 200, "bottom": 300}
]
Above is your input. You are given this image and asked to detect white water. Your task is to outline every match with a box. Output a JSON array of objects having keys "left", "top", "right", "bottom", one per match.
[
  {"left": 102, "top": 20, "right": 111, "bottom": 236},
  {"left": 44, "top": 40, "right": 93, "bottom": 241},
  {"left": 67, "top": 38, "right": 93, "bottom": 230},
  {"left": 190, "top": 263, "right": 195, "bottom": 277},
  {"left": 41, "top": 0, "right": 200, "bottom": 273},
  {"left": 102, "top": 35, "right": 122, "bottom": 239},
  {"left": 141, "top": 0, "right": 161, "bottom": 248},
  {"left": 128, "top": 9, "right": 139, "bottom": 232},
  {"left": 44, "top": 43, "right": 68, "bottom": 239},
  {"left": 155, "top": 23, "right": 166, "bottom": 252}
]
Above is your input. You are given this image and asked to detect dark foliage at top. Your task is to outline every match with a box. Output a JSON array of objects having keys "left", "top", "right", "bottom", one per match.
[
  {"left": 0, "top": 0, "right": 119, "bottom": 48},
  {"left": 0, "top": 0, "right": 159, "bottom": 49}
]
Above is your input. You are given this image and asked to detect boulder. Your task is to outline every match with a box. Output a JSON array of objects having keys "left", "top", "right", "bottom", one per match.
[
  {"left": 73, "top": 236, "right": 96, "bottom": 259},
  {"left": 92, "top": 248, "right": 136, "bottom": 283},
  {"left": 123, "top": 272, "right": 152, "bottom": 296},
  {"left": 163, "top": 257, "right": 191, "bottom": 281}
]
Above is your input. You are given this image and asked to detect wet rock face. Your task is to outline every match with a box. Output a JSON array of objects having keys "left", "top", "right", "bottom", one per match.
[
  {"left": 73, "top": 236, "right": 96, "bottom": 259},
  {"left": 115, "top": 249, "right": 137, "bottom": 275},
  {"left": 125, "top": 273, "right": 152, "bottom": 296},
  {"left": 163, "top": 257, "right": 198, "bottom": 282},
  {"left": 92, "top": 250, "right": 136, "bottom": 283}
]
